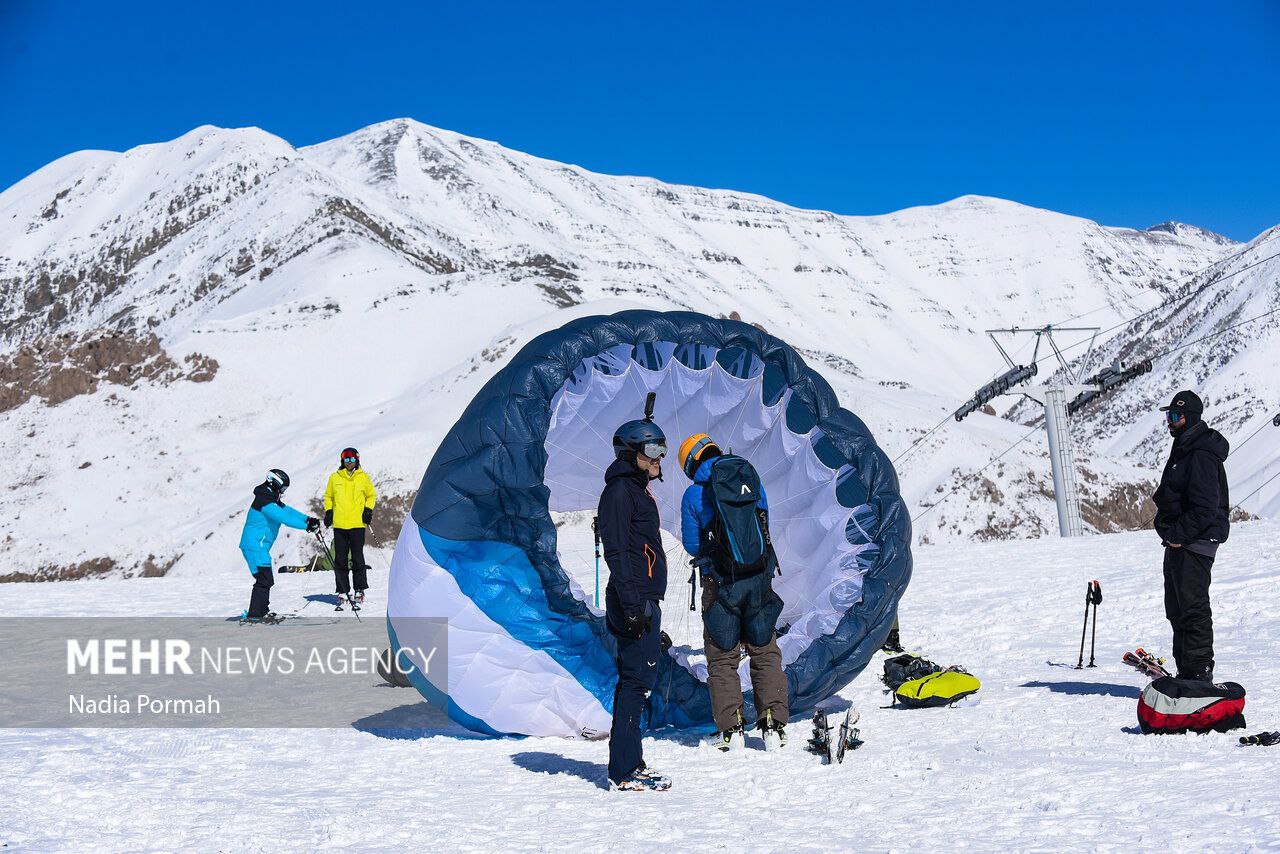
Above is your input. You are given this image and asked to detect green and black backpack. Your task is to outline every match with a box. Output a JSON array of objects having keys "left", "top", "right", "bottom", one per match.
[{"left": 882, "top": 653, "right": 981, "bottom": 708}]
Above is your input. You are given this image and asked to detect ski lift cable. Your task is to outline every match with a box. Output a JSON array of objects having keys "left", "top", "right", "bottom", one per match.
[
  {"left": 893, "top": 244, "right": 1278, "bottom": 475},
  {"left": 892, "top": 336, "right": 1037, "bottom": 467},
  {"left": 910, "top": 423, "right": 1043, "bottom": 525},
  {"left": 1033, "top": 247, "right": 1280, "bottom": 372},
  {"left": 1230, "top": 413, "right": 1279, "bottom": 456},
  {"left": 1232, "top": 467, "right": 1280, "bottom": 515},
  {"left": 890, "top": 410, "right": 954, "bottom": 467},
  {"left": 1140, "top": 307, "right": 1280, "bottom": 364},
  {"left": 1061, "top": 309, "right": 1279, "bottom": 417},
  {"left": 1050, "top": 232, "right": 1280, "bottom": 329}
]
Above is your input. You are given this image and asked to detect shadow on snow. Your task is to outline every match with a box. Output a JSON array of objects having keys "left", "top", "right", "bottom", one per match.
[
  {"left": 351, "top": 701, "right": 483, "bottom": 741},
  {"left": 511, "top": 751, "right": 609, "bottom": 790},
  {"left": 1021, "top": 680, "right": 1141, "bottom": 699}
]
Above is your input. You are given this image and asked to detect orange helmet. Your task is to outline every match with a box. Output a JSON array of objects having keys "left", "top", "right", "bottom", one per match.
[{"left": 678, "top": 433, "right": 720, "bottom": 479}]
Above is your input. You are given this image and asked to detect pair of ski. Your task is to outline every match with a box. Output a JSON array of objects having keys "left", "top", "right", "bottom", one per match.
[
  {"left": 239, "top": 611, "right": 287, "bottom": 625},
  {"left": 807, "top": 708, "right": 862, "bottom": 764},
  {"left": 277, "top": 562, "right": 323, "bottom": 573},
  {"left": 1121, "top": 647, "right": 1172, "bottom": 679},
  {"left": 333, "top": 593, "right": 362, "bottom": 613}
]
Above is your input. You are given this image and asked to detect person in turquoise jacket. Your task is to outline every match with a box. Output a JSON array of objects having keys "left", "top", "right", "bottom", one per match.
[{"left": 238, "top": 469, "right": 319, "bottom": 623}]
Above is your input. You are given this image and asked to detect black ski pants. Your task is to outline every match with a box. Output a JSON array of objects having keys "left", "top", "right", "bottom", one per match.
[
  {"left": 607, "top": 595, "right": 661, "bottom": 784},
  {"left": 333, "top": 527, "right": 368, "bottom": 594},
  {"left": 1162, "top": 546, "right": 1214, "bottom": 677},
  {"left": 248, "top": 566, "right": 274, "bottom": 618}
]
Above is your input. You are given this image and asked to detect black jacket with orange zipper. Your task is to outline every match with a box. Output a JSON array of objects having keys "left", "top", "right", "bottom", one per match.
[{"left": 598, "top": 457, "right": 668, "bottom": 614}]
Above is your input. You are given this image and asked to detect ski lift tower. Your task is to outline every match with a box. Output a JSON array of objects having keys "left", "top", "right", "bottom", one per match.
[{"left": 985, "top": 325, "right": 1099, "bottom": 538}]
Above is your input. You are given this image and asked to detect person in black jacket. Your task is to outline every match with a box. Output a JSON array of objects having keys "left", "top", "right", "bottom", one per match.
[
  {"left": 597, "top": 416, "right": 671, "bottom": 792},
  {"left": 1152, "top": 390, "right": 1230, "bottom": 681}
]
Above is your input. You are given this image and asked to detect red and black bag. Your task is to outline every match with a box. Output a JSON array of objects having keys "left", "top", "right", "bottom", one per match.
[{"left": 1137, "top": 676, "right": 1245, "bottom": 734}]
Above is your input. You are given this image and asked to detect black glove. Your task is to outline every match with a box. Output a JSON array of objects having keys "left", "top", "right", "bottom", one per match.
[
  {"left": 622, "top": 613, "right": 650, "bottom": 639},
  {"left": 362, "top": 507, "right": 373, "bottom": 525},
  {"left": 323, "top": 510, "right": 333, "bottom": 528},
  {"left": 620, "top": 606, "right": 651, "bottom": 639},
  {"left": 306, "top": 517, "right": 321, "bottom": 533}
]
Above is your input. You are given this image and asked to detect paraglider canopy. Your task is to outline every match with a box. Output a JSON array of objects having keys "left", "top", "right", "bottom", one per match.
[{"left": 388, "top": 310, "right": 911, "bottom": 737}]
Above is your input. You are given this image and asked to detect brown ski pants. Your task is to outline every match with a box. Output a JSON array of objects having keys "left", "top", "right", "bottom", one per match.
[{"left": 701, "top": 575, "right": 789, "bottom": 732}]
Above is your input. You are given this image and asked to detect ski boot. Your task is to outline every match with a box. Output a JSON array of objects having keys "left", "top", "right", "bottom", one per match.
[
  {"left": 347, "top": 593, "right": 361, "bottom": 612},
  {"left": 1177, "top": 664, "right": 1213, "bottom": 682},
  {"left": 610, "top": 768, "right": 672, "bottom": 792},
  {"left": 610, "top": 775, "right": 671, "bottom": 792},
  {"left": 881, "top": 628, "right": 904, "bottom": 654},
  {"left": 354, "top": 590, "right": 366, "bottom": 605},
  {"left": 240, "top": 611, "right": 284, "bottom": 625},
  {"left": 759, "top": 708, "right": 787, "bottom": 751},
  {"left": 705, "top": 709, "right": 746, "bottom": 752},
  {"left": 633, "top": 762, "right": 672, "bottom": 789}
]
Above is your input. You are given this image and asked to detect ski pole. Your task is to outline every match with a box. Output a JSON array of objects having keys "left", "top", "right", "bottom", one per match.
[
  {"left": 312, "top": 529, "right": 337, "bottom": 567},
  {"left": 1086, "top": 580, "right": 1102, "bottom": 667},
  {"left": 314, "top": 530, "right": 361, "bottom": 622},
  {"left": 1075, "top": 581, "right": 1091, "bottom": 669},
  {"left": 592, "top": 517, "right": 601, "bottom": 607}
]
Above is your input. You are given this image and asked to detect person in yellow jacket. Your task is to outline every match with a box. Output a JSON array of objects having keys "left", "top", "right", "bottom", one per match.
[{"left": 323, "top": 447, "right": 378, "bottom": 605}]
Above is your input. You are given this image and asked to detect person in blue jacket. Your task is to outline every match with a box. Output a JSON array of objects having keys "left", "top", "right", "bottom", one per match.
[
  {"left": 597, "top": 417, "right": 671, "bottom": 792},
  {"left": 238, "top": 469, "right": 320, "bottom": 624},
  {"left": 678, "top": 433, "right": 788, "bottom": 749}
]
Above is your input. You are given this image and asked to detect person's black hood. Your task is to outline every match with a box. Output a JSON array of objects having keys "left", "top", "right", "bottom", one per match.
[
  {"left": 1172, "top": 420, "right": 1230, "bottom": 462},
  {"left": 252, "top": 482, "right": 284, "bottom": 511}
]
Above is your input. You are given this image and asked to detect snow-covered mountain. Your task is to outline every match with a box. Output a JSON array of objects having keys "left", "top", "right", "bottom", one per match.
[
  {"left": 1027, "top": 229, "right": 1280, "bottom": 516},
  {"left": 1, "top": 119, "right": 1273, "bottom": 580}
]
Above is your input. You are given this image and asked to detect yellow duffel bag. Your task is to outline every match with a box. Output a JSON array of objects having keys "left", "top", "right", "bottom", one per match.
[{"left": 893, "top": 669, "right": 981, "bottom": 708}]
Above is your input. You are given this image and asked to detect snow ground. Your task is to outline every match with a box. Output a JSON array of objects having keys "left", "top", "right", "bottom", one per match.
[{"left": 4, "top": 522, "right": 1279, "bottom": 851}]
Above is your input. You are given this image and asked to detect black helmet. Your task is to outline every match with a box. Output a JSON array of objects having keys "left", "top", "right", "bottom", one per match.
[
  {"left": 340, "top": 447, "right": 360, "bottom": 467},
  {"left": 265, "top": 469, "right": 290, "bottom": 496},
  {"left": 613, "top": 419, "right": 667, "bottom": 461}
]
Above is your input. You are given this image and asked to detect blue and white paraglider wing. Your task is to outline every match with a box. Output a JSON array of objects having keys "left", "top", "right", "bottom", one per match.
[{"left": 388, "top": 310, "right": 911, "bottom": 737}]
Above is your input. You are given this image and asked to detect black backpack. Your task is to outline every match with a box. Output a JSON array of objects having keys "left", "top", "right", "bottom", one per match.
[
  {"left": 881, "top": 654, "right": 943, "bottom": 691},
  {"left": 703, "top": 454, "right": 777, "bottom": 579}
]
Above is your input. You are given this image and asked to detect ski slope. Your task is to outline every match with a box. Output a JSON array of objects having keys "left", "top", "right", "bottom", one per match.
[{"left": 4, "top": 521, "right": 1278, "bottom": 850}]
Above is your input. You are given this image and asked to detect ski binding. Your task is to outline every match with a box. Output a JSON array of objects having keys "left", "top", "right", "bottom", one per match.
[
  {"left": 1122, "top": 648, "right": 1172, "bottom": 679},
  {"left": 807, "top": 709, "right": 833, "bottom": 764},
  {"left": 836, "top": 708, "right": 863, "bottom": 762}
]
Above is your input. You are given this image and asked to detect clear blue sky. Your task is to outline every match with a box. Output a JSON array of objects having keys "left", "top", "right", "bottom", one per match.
[{"left": 2, "top": 1, "right": 1278, "bottom": 240}]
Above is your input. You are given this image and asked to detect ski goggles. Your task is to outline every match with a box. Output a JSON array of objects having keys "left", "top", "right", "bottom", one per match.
[
  {"left": 641, "top": 442, "right": 668, "bottom": 460},
  {"left": 342, "top": 456, "right": 359, "bottom": 463},
  {"left": 1165, "top": 410, "right": 1185, "bottom": 424}
]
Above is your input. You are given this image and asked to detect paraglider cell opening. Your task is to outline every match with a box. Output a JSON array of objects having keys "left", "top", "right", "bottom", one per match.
[{"left": 544, "top": 341, "right": 879, "bottom": 675}]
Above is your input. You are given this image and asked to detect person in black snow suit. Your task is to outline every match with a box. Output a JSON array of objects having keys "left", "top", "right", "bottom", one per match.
[
  {"left": 597, "top": 416, "right": 672, "bottom": 792},
  {"left": 1152, "top": 390, "right": 1230, "bottom": 681}
]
